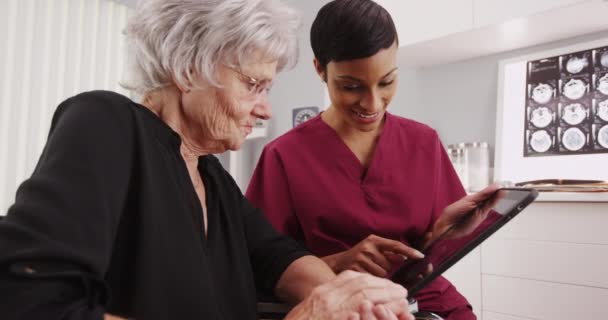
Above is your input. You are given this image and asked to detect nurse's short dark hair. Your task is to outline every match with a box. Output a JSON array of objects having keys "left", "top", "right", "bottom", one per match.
[{"left": 310, "top": 0, "right": 398, "bottom": 71}]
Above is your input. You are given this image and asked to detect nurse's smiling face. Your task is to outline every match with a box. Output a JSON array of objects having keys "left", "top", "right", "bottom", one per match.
[{"left": 315, "top": 42, "right": 399, "bottom": 132}]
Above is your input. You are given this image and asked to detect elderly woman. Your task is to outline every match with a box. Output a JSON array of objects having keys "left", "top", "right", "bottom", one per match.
[{"left": 0, "top": 0, "right": 414, "bottom": 319}]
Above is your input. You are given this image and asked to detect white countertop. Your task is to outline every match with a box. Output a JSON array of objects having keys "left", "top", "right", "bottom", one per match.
[
  {"left": 535, "top": 192, "right": 608, "bottom": 202},
  {"left": 467, "top": 191, "right": 608, "bottom": 202}
]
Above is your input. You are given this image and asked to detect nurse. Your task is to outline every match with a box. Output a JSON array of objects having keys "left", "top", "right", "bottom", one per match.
[{"left": 246, "top": 0, "right": 487, "bottom": 319}]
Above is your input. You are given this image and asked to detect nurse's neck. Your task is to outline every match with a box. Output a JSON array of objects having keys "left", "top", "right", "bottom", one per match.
[{"left": 321, "top": 107, "right": 384, "bottom": 168}]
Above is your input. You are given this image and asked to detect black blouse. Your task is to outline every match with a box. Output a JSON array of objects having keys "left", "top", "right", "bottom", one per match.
[{"left": 0, "top": 91, "right": 308, "bottom": 319}]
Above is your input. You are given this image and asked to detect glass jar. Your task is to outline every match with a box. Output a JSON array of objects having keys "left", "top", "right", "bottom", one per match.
[
  {"left": 447, "top": 146, "right": 468, "bottom": 191},
  {"left": 461, "top": 142, "right": 490, "bottom": 192}
]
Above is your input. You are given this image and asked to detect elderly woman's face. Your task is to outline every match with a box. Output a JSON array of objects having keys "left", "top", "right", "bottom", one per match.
[{"left": 182, "top": 52, "right": 275, "bottom": 151}]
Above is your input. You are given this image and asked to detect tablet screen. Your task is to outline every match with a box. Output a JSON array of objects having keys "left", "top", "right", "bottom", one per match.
[{"left": 390, "top": 188, "right": 538, "bottom": 296}]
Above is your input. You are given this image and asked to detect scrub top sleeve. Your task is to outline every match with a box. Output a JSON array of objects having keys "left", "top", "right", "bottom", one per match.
[{"left": 245, "top": 146, "right": 304, "bottom": 241}]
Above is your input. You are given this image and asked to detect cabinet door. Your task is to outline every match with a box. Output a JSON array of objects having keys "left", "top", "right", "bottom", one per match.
[
  {"left": 483, "top": 311, "right": 532, "bottom": 320},
  {"left": 443, "top": 247, "right": 481, "bottom": 317},
  {"left": 377, "top": 0, "right": 473, "bottom": 46},
  {"left": 480, "top": 202, "right": 608, "bottom": 320},
  {"left": 473, "top": 0, "right": 590, "bottom": 28},
  {"left": 483, "top": 275, "right": 608, "bottom": 320}
]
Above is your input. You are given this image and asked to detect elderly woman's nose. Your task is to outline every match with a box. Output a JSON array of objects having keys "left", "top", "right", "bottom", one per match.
[{"left": 252, "top": 97, "right": 272, "bottom": 120}]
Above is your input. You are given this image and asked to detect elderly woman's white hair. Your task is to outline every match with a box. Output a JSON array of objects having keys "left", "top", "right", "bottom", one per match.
[{"left": 122, "top": 0, "right": 300, "bottom": 94}]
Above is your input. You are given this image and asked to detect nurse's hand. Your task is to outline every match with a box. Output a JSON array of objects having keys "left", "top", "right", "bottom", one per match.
[
  {"left": 285, "top": 270, "right": 414, "bottom": 320},
  {"left": 422, "top": 184, "right": 500, "bottom": 249},
  {"left": 322, "top": 235, "right": 424, "bottom": 277}
]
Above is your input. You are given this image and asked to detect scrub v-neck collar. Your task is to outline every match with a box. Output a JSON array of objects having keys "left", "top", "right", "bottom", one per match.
[{"left": 317, "top": 112, "right": 392, "bottom": 184}]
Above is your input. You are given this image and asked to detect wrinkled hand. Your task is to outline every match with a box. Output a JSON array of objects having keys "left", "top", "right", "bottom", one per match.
[
  {"left": 285, "top": 270, "right": 415, "bottom": 320},
  {"left": 324, "top": 235, "right": 424, "bottom": 277},
  {"left": 422, "top": 184, "right": 500, "bottom": 248}
]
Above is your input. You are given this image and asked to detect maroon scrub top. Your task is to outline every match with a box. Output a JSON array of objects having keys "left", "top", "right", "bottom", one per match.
[{"left": 246, "top": 113, "right": 474, "bottom": 319}]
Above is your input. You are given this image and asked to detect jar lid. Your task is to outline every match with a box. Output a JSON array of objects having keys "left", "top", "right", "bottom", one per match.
[
  {"left": 447, "top": 147, "right": 464, "bottom": 155},
  {"left": 461, "top": 142, "right": 489, "bottom": 148}
]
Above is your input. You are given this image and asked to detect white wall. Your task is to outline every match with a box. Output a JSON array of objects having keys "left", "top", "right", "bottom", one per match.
[
  {"left": 0, "top": 0, "right": 330, "bottom": 202},
  {"left": 239, "top": 0, "right": 330, "bottom": 189},
  {"left": 267, "top": 0, "right": 329, "bottom": 139},
  {"left": 236, "top": 3, "right": 608, "bottom": 189},
  {"left": 393, "top": 30, "right": 608, "bottom": 164}
]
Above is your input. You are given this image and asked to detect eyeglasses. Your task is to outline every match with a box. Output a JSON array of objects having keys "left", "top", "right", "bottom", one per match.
[{"left": 226, "top": 66, "right": 273, "bottom": 96}]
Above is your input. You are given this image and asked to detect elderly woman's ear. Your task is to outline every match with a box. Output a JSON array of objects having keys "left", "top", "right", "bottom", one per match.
[
  {"left": 172, "top": 69, "right": 196, "bottom": 93},
  {"left": 174, "top": 82, "right": 190, "bottom": 94}
]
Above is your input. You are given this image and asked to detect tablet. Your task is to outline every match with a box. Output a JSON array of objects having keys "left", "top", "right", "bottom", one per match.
[{"left": 390, "top": 188, "right": 538, "bottom": 296}]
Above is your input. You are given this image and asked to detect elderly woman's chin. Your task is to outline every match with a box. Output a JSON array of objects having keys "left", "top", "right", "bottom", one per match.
[{"left": 223, "top": 133, "right": 248, "bottom": 151}]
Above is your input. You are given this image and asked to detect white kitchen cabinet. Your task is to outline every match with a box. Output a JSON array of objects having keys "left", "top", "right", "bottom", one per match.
[
  {"left": 483, "top": 275, "right": 608, "bottom": 320},
  {"left": 216, "top": 127, "right": 267, "bottom": 191},
  {"left": 376, "top": 0, "right": 473, "bottom": 46},
  {"left": 227, "top": 127, "right": 267, "bottom": 180},
  {"left": 473, "top": 0, "right": 590, "bottom": 28},
  {"left": 482, "top": 311, "right": 531, "bottom": 320},
  {"left": 443, "top": 247, "right": 482, "bottom": 317},
  {"left": 482, "top": 239, "right": 608, "bottom": 288},
  {"left": 379, "top": 0, "right": 594, "bottom": 49},
  {"left": 387, "top": 0, "right": 608, "bottom": 67},
  {"left": 441, "top": 196, "right": 608, "bottom": 320},
  {"left": 481, "top": 199, "right": 608, "bottom": 319}
]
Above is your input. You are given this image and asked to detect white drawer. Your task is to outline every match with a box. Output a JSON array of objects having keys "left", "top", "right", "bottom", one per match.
[
  {"left": 482, "top": 311, "right": 534, "bottom": 320},
  {"left": 482, "top": 238, "right": 608, "bottom": 288},
  {"left": 482, "top": 275, "right": 608, "bottom": 320},
  {"left": 444, "top": 247, "right": 482, "bottom": 316},
  {"left": 493, "top": 202, "right": 608, "bottom": 245}
]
